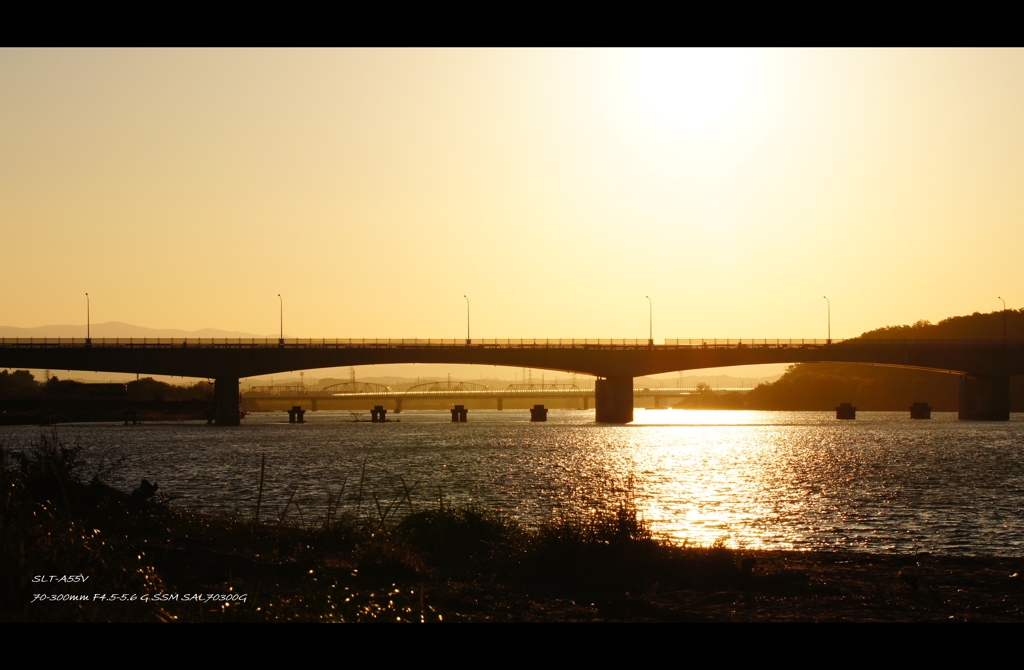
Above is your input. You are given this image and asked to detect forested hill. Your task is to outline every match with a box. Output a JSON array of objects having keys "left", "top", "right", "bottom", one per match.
[
  {"left": 739, "top": 309, "right": 1024, "bottom": 411},
  {"left": 0, "top": 371, "right": 212, "bottom": 402},
  {"left": 855, "top": 308, "right": 1024, "bottom": 340}
]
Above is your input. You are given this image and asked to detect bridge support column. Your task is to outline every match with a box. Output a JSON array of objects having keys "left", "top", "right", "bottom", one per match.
[
  {"left": 394, "top": 398, "right": 403, "bottom": 413},
  {"left": 835, "top": 403, "right": 857, "bottom": 420},
  {"left": 311, "top": 398, "right": 318, "bottom": 411},
  {"left": 496, "top": 398, "right": 503, "bottom": 411},
  {"left": 910, "top": 402, "right": 932, "bottom": 419},
  {"left": 215, "top": 377, "right": 241, "bottom": 426},
  {"left": 595, "top": 376, "right": 633, "bottom": 424},
  {"left": 959, "top": 375, "right": 1010, "bottom": 421}
]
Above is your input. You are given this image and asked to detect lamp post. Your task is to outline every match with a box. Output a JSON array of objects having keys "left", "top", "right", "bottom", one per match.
[
  {"left": 645, "top": 296, "right": 653, "bottom": 346},
  {"left": 278, "top": 294, "right": 283, "bottom": 346},
  {"left": 464, "top": 295, "right": 470, "bottom": 345},
  {"left": 998, "top": 296, "right": 1006, "bottom": 344},
  {"left": 823, "top": 296, "right": 830, "bottom": 344},
  {"left": 85, "top": 293, "right": 91, "bottom": 345}
]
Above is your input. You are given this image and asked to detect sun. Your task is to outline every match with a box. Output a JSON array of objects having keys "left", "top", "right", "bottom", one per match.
[
  {"left": 632, "top": 49, "right": 753, "bottom": 131},
  {"left": 587, "top": 48, "right": 768, "bottom": 187}
]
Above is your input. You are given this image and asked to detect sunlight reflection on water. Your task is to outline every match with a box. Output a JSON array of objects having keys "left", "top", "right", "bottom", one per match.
[{"left": 3, "top": 409, "right": 1022, "bottom": 555}]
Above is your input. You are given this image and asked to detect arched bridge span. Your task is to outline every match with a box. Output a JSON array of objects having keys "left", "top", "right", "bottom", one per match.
[
  {"left": 321, "top": 381, "right": 395, "bottom": 395},
  {"left": 2, "top": 337, "right": 1022, "bottom": 424},
  {"left": 404, "top": 380, "right": 489, "bottom": 394}
]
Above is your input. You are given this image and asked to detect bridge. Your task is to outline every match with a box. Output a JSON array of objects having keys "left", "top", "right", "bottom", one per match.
[
  {"left": 241, "top": 381, "right": 731, "bottom": 412},
  {"left": 2, "top": 336, "right": 1022, "bottom": 425}
]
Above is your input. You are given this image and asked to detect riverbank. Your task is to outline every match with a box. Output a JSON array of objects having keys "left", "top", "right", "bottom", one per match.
[{"left": 4, "top": 435, "right": 1022, "bottom": 622}]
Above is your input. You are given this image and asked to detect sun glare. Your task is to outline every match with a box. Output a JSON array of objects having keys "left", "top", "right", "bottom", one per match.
[
  {"left": 591, "top": 48, "right": 770, "bottom": 188},
  {"left": 634, "top": 49, "right": 753, "bottom": 131}
]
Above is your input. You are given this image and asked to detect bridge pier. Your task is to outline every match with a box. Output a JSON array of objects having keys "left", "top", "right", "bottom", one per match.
[
  {"left": 595, "top": 376, "right": 633, "bottom": 424},
  {"left": 394, "top": 398, "right": 403, "bottom": 413},
  {"left": 836, "top": 403, "right": 857, "bottom": 420},
  {"left": 530, "top": 404, "right": 548, "bottom": 422},
  {"left": 910, "top": 402, "right": 932, "bottom": 419},
  {"left": 311, "top": 398, "right": 318, "bottom": 411},
  {"left": 215, "top": 377, "right": 241, "bottom": 426},
  {"left": 496, "top": 397, "right": 503, "bottom": 411},
  {"left": 959, "top": 375, "right": 1010, "bottom": 421}
]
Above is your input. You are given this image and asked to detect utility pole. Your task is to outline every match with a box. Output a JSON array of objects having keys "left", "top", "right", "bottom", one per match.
[
  {"left": 646, "top": 296, "right": 653, "bottom": 346},
  {"left": 998, "top": 296, "right": 1007, "bottom": 344},
  {"left": 278, "top": 294, "right": 284, "bottom": 346},
  {"left": 823, "top": 296, "right": 831, "bottom": 344}
]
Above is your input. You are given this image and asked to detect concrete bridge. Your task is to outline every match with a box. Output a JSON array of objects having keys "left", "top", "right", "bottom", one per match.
[
  {"left": 2, "top": 336, "right": 1022, "bottom": 425},
  {"left": 242, "top": 381, "right": 735, "bottom": 412}
]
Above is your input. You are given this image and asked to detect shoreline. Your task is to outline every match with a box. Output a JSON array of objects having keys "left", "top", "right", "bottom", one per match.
[
  {"left": 19, "top": 515, "right": 1024, "bottom": 622},
  {"left": 5, "top": 434, "right": 1022, "bottom": 622}
]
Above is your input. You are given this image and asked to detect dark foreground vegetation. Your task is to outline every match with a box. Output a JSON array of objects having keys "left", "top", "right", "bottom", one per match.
[{"left": 4, "top": 434, "right": 1023, "bottom": 622}]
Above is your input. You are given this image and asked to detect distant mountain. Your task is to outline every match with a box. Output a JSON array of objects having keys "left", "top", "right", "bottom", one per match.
[{"left": 0, "top": 322, "right": 265, "bottom": 339}]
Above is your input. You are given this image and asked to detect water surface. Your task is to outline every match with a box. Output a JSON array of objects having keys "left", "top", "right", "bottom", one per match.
[{"left": 3, "top": 409, "right": 1022, "bottom": 555}]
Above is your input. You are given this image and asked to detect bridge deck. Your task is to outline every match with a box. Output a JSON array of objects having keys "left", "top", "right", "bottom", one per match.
[
  {"left": 3, "top": 337, "right": 1023, "bottom": 349},
  {"left": 4, "top": 337, "right": 1022, "bottom": 380},
  {"left": 4, "top": 337, "right": 1019, "bottom": 423}
]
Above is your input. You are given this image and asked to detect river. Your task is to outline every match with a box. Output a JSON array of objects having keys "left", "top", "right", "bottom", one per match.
[{"left": 3, "top": 409, "right": 1022, "bottom": 555}]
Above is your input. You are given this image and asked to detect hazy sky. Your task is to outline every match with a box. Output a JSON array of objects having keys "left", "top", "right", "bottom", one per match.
[{"left": 3, "top": 49, "right": 1022, "bottom": 342}]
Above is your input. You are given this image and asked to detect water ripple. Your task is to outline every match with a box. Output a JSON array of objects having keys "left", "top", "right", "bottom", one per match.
[{"left": 3, "top": 409, "right": 1023, "bottom": 555}]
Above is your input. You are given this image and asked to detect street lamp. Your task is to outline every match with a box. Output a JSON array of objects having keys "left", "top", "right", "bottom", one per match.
[
  {"left": 464, "top": 295, "right": 470, "bottom": 345},
  {"left": 645, "top": 296, "right": 653, "bottom": 346},
  {"left": 278, "top": 294, "right": 283, "bottom": 346},
  {"left": 998, "top": 296, "right": 1007, "bottom": 344},
  {"left": 85, "top": 293, "right": 91, "bottom": 345},
  {"left": 823, "top": 296, "right": 831, "bottom": 344}
]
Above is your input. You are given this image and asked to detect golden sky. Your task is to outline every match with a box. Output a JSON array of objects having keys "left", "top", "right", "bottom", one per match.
[{"left": 3, "top": 49, "right": 1022, "bottom": 343}]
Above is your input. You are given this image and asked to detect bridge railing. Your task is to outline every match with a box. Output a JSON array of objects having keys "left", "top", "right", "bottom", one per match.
[
  {"left": 0, "top": 337, "right": 666, "bottom": 348},
  {"left": 661, "top": 338, "right": 1024, "bottom": 348},
  {"left": 663, "top": 338, "right": 837, "bottom": 348},
  {"left": 245, "top": 385, "right": 321, "bottom": 395},
  {"left": 2, "top": 337, "right": 1023, "bottom": 349},
  {"left": 243, "top": 386, "right": 757, "bottom": 399}
]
